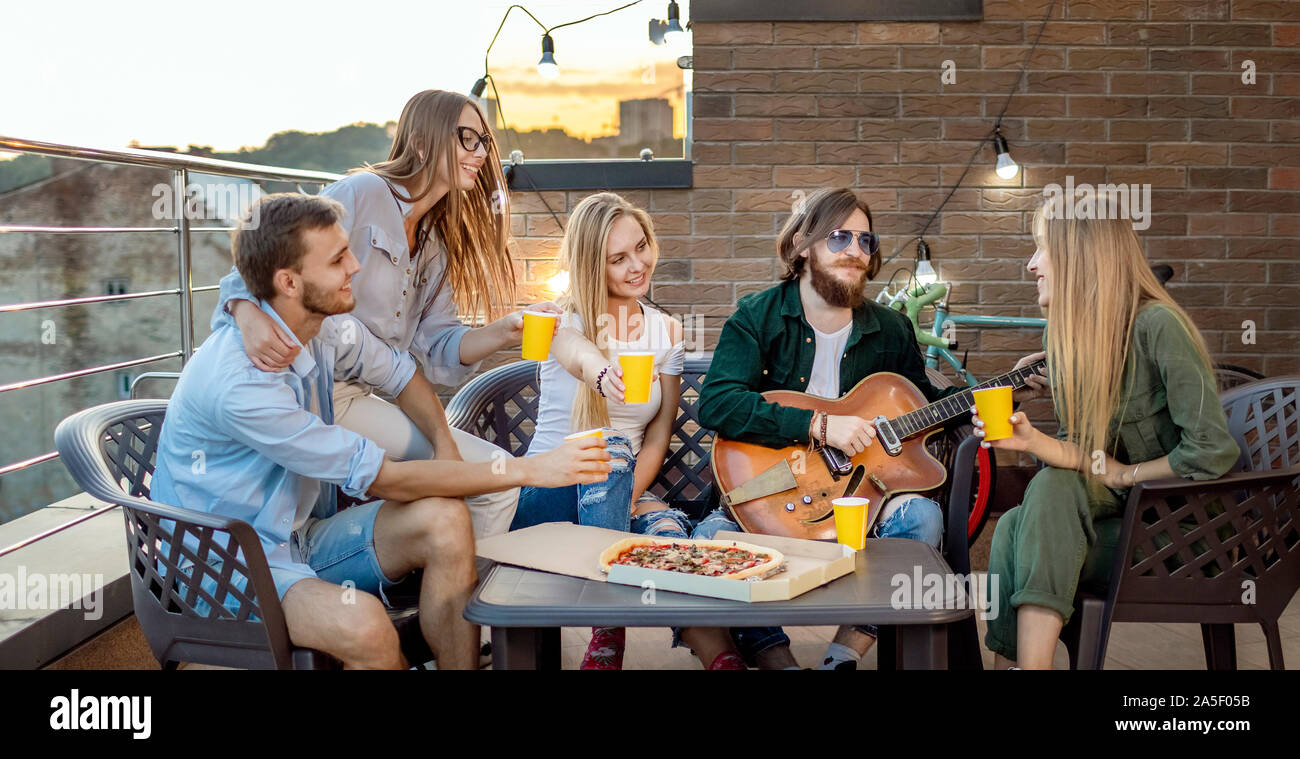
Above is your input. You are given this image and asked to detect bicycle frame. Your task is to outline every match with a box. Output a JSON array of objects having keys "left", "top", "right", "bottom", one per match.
[{"left": 878, "top": 281, "right": 1045, "bottom": 387}]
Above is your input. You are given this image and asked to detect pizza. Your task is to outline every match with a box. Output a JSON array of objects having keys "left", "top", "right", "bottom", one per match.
[{"left": 598, "top": 537, "right": 785, "bottom": 580}]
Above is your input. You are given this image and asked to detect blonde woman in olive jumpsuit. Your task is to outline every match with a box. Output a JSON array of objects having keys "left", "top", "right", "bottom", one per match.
[{"left": 974, "top": 200, "right": 1239, "bottom": 670}]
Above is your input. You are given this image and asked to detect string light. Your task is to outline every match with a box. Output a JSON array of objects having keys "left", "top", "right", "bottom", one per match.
[
  {"left": 662, "top": 2, "right": 686, "bottom": 48},
  {"left": 537, "top": 33, "right": 560, "bottom": 80},
  {"left": 993, "top": 129, "right": 1019, "bottom": 180},
  {"left": 881, "top": 0, "right": 1058, "bottom": 284},
  {"left": 914, "top": 240, "right": 938, "bottom": 286}
]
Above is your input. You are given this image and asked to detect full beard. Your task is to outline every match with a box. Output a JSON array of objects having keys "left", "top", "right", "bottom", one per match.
[
  {"left": 302, "top": 279, "right": 355, "bottom": 317},
  {"left": 807, "top": 256, "right": 868, "bottom": 308}
]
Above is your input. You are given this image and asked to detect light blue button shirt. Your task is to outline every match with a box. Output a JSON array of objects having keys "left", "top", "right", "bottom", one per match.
[
  {"left": 213, "top": 170, "right": 479, "bottom": 386},
  {"left": 153, "top": 299, "right": 417, "bottom": 598}
]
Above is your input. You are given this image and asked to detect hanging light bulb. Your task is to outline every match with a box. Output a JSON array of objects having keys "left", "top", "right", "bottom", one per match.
[
  {"left": 915, "top": 240, "right": 938, "bottom": 286},
  {"left": 663, "top": 2, "right": 686, "bottom": 49},
  {"left": 470, "top": 77, "right": 487, "bottom": 98},
  {"left": 537, "top": 33, "right": 559, "bottom": 80},
  {"left": 993, "top": 129, "right": 1019, "bottom": 180}
]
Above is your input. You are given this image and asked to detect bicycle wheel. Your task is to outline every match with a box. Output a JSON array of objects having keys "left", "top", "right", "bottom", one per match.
[
  {"left": 1214, "top": 363, "right": 1264, "bottom": 392},
  {"left": 923, "top": 368, "right": 996, "bottom": 545}
]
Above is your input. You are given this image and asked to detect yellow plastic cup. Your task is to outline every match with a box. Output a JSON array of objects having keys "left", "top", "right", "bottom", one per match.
[
  {"left": 972, "top": 386, "right": 1015, "bottom": 441},
  {"left": 618, "top": 352, "right": 655, "bottom": 404},
  {"left": 832, "top": 497, "right": 870, "bottom": 551},
  {"left": 521, "top": 310, "right": 559, "bottom": 361},
  {"left": 564, "top": 428, "right": 604, "bottom": 441}
]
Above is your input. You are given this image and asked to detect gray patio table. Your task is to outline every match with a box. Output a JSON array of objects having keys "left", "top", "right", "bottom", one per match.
[{"left": 464, "top": 537, "right": 974, "bottom": 670}]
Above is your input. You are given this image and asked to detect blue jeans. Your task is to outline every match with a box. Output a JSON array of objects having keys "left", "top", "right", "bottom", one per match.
[
  {"left": 510, "top": 430, "right": 635, "bottom": 532},
  {"left": 631, "top": 495, "right": 945, "bottom": 664}
]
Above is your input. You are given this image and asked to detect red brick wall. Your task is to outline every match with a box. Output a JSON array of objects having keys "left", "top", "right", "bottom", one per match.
[{"left": 499, "top": 1, "right": 1300, "bottom": 461}]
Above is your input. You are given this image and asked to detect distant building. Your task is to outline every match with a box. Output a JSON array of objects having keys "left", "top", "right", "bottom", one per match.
[{"left": 617, "top": 98, "right": 674, "bottom": 148}]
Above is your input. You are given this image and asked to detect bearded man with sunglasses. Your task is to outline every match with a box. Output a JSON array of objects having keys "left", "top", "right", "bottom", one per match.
[{"left": 694, "top": 187, "right": 966, "bottom": 670}]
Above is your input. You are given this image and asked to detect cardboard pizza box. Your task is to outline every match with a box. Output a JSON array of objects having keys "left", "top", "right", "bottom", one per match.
[{"left": 474, "top": 522, "right": 856, "bottom": 603}]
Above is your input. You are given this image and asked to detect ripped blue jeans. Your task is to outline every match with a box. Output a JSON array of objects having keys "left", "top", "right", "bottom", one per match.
[
  {"left": 632, "top": 495, "right": 945, "bottom": 665},
  {"left": 509, "top": 430, "right": 636, "bottom": 532}
]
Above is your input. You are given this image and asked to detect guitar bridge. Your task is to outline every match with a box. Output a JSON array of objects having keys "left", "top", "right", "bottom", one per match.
[{"left": 872, "top": 416, "right": 903, "bottom": 457}]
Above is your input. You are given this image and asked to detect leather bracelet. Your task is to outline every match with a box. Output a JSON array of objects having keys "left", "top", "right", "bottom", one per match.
[{"left": 594, "top": 366, "right": 609, "bottom": 398}]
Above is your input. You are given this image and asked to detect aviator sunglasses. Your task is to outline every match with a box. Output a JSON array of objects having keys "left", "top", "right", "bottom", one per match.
[{"left": 825, "top": 229, "right": 880, "bottom": 256}]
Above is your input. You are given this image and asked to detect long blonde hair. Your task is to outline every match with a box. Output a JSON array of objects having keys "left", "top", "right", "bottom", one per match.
[
  {"left": 558, "top": 192, "right": 658, "bottom": 432},
  {"left": 359, "top": 90, "right": 515, "bottom": 323},
  {"left": 1034, "top": 199, "right": 1215, "bottom": 485}
]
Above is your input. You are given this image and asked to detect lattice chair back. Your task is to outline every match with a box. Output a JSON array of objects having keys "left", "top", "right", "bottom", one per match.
[
  {"left": 445, "top": 361, "right": 542, "bottom": 455},
  {"left": 647, "top": 358, "right": 717, "bottom": 519},
  {"left": 54, "top": 400, "right": 299, "bottom": 669},
  {"left": 447, "top": 356, "right": 719, "bottom": 519},
  {"left": 1106, "top": 377, "right": 1300, "bottom": 627},
  {"left": 1222, "top": 376, "right": 1300, "bottom": 474}
]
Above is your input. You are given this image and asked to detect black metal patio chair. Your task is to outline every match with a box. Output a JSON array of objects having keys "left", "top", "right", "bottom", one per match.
[
  {"left": 945, "top": 376, "right": 1300, "bottom": 669},
  {"left": 54, "top": 400, "right": 430, "bottom": 670}
]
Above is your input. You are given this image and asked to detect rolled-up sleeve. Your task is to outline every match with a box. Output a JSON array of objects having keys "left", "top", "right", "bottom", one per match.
[
  {"left": 216, "top": 374, "right": 386, "bottom": 499},
  {"left": 211, "top": 267, "right": 257, "bottom": 332},
  {"left": 1144, "top": 307, "right": 1239, "bottom": 480},
  {"left": 409, "top": 253, "right": 477, "bottom": 386},
  {"left": 698, "top": 309, "right": 813, "bottom": 448},
  {"left": 329, "top": 315, "right": 417, "bottom": 398}
]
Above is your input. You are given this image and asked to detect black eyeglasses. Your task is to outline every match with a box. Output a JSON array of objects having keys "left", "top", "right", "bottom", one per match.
[
  {"left": 456, "top": 126, "right": 493, "bottom": 153},
  {"left": 826, "top": 229, "right": 880, "bottom": 256}
]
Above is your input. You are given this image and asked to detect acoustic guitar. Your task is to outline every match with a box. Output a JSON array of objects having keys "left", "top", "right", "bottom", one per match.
[{"left": 710, "top": 359, "right": 1047, "bottom": 541}]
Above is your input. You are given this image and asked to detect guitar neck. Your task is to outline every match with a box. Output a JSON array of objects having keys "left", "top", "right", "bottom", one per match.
[{"left": 890, "top": 359, "right": 1047, "bottom": 439}]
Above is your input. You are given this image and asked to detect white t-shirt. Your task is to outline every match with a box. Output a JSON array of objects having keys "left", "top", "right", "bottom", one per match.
[
  {"left": 528, "top": 303, "right": 685, "bottom": 457},
  {"left": 805, "top": 319, "right": 912, "bottom": 525},
  {"left": 804, "top": 322, "right": 852, "bottom": 399}
]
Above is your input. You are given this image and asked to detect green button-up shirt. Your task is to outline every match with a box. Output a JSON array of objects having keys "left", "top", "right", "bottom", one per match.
[
  {"left": 698, "top": 279, "right": 962, "bottom": 449},
  {"left": 1096, "top": 303, "right": 1240, "bottom": 479}
]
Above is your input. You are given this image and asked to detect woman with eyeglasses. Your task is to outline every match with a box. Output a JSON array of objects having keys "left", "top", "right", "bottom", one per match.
[{"left": 213, "top": 89, "right": 553, "bottom": 538}]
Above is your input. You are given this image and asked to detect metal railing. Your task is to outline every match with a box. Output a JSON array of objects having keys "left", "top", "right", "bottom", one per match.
[{"left": 0, "top": 135, "right": 344, "bottom": 529}]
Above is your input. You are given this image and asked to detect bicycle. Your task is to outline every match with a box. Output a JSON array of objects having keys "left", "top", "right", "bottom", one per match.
[{"left": 875, "top": 268, "right": 1263, "bottom": 544}]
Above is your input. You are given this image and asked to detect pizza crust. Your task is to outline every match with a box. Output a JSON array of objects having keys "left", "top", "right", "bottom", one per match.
[{"left": 598, "top": 536, "right": 785, "bottom": 580}]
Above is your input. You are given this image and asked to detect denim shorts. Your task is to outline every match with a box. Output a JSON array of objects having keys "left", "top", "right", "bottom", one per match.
[
  {"left": 295, "top": 499, "right": 402, "bottom": 600},
  {"left": 190, "top": 500, "right": 400, "bottom": 619}
]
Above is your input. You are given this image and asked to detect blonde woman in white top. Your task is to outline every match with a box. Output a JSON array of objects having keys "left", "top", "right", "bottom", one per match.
[
  {"left": 509, "top": 192, "right": 746, "bottom": 670},
  {"left": 215, "top": 90, "right": 559, "bottom": 538}
]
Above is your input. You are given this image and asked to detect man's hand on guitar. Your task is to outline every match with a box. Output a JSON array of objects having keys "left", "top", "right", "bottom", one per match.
[
  {"left": 822, "top": 414, "right": 878, "bottom": 455},
  {"left": 1012, "top": 351, "right": 1049, "bottom": 402}
]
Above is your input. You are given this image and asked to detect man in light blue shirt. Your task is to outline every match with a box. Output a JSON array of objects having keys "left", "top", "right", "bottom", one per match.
[{"left": 151, "top": 193, "right": 610, "bottom": 669}]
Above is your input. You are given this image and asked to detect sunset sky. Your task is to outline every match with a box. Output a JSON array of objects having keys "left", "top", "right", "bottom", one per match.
[{"left": 1, "top": 0, "right": 689, "bottom": 153}]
